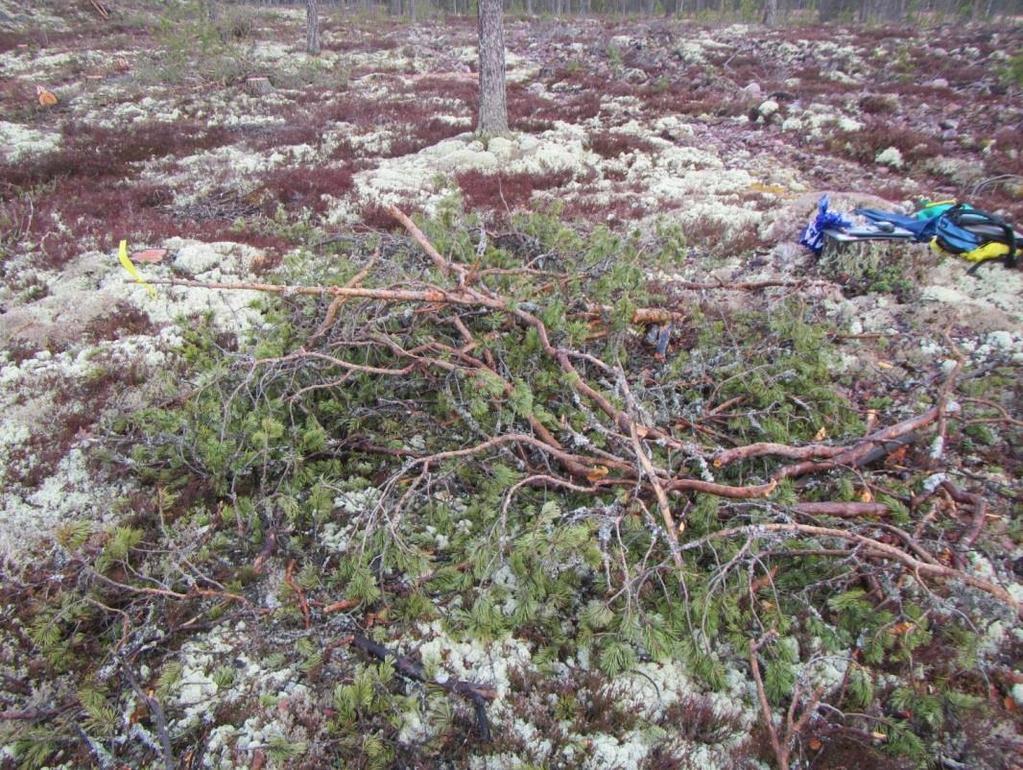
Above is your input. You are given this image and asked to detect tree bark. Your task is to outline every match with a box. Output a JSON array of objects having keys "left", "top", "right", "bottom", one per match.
[
  {"left": 306, "top": 0, "right": 321, "bottom": 55},
  {"left": 763, "top": 0, "right": 777, "bottom": 24},
  {"left": 477, "top": 0, "right": 509, "bottom": 135}
]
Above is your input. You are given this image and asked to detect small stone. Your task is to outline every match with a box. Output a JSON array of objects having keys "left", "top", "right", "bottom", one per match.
[
  {"left": 927, "top": 77, "right": 949, "bottom": 89},
  {"left": 742, "top": 82, "right": 762, "bottom": 100},
  {"left": 938, "top": 118, "right": 958, "bottom": 130},
  {"left": 758, "top": 99, "right": 779, "bottom": 118}
]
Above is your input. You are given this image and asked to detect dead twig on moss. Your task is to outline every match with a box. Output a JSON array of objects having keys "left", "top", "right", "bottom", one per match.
[
  {"left": 666, "top": 278, "right": 830, "bottom": 291},
  {"left": 939, "top": 481, "right": 989, "bottom": 551},
  {"left": 748, "top": 631, "right": 840, "bottom": 770},
  {"left": 307, "top": 254, "right": 377, "bottom": 343},
  {"left": 349, "top": 633, "right": 496, "bottom": 741},
  {"left": 89, "top": 0, "right": 110, "bottom": 20},
  {"left": 715, "top": 406, "right": 941, "bottom": 469},
  {"left": 619, "top": 369, "right": 683, "bottom": 568},
  {"left": 791, "top": 502, "right": 890, "bottom": 517},
  {"left": 283, "top": 560, "right": 312, "bottom": 629},
  {"left": 0, "top": 707, "right": 65, "bottom": 721},
  {"left": 119, "top": 657, "right": 175, "bottom": 770},
  {"left": 681, "top": 522, "right": 1020, "bottom": 616}
]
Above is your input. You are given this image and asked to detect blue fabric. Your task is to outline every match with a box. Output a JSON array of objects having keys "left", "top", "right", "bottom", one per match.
[
  {"left": 855, "top": 208, "right": 939, "bottom": 241},
  {"left": 800, "top": 196, "right": 853, "bottom": 255},
  {"left": 935, "top": 216, "right": 984, "bottom": 252}
]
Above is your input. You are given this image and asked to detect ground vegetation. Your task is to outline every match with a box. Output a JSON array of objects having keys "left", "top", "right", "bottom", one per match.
[{"left": 0, "top": 2, "right": 1021, "bottom": 769}]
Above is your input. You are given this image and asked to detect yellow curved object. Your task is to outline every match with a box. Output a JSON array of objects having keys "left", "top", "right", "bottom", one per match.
[
  {"left": 119, "top": 240, "right": 157, "bottom": 298},
  {"left": 930, "top": 238, "right": 1016, "bottom": 263}
]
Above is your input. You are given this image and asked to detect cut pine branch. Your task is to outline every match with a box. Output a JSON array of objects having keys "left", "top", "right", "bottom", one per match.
[{"left": 680, "top": 522, "right": 1021, "bottom": 617}]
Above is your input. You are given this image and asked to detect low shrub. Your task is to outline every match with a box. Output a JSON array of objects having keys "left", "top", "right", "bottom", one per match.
[
  {"left": 588, "top": 131, "right": 657, "bottom": 159},
  {"left": 259, "top": 165, "right": 355, "bottom": 213},
  {"left": 456, "top": 169, "right": 574, "bottom": 211}
]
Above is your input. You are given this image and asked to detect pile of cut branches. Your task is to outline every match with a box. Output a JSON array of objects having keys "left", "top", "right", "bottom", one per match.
[
  {"left": 4, "top": 208, "right": 1021, "bottom": 769},
  {"left": 142, "top": 207, "right": 1019, "bottom": 619}
]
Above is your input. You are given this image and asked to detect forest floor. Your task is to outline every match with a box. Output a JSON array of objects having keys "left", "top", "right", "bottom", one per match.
[{"left": 1, "top": 3, "right": 1022, "bottom": 769}]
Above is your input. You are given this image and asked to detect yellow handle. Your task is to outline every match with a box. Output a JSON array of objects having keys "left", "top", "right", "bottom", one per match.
[{"left": 118, "top": 240, "right": 157, "bottom": 299}]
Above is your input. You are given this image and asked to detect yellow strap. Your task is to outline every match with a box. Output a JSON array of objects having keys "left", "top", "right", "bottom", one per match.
[
  {"left": 118, "top": 239, "right": 157, "bottom": 298},
  {"left": 960, "top": 241, "right": 1011, "bottom": 263},
  {"left": 930, "top": 238, "right": 1016, "bottom": 263}
]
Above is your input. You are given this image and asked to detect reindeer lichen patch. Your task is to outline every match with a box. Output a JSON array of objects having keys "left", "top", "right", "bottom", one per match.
[{"left": 0, "top": 121, "right": 61, "bottom": 161}]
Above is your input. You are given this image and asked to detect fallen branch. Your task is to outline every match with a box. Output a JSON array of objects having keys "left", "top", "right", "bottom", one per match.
[
  {"left": 307, "top": 255, "right": 377, "bottom": 343},
  {"left": 939, "top": 481, "right": 989, "bottom": 551},
  {"left": 89, "top": 0, "right": 110, "bottom": 19},
  {"left": 680, "top": 522, "right": 1020, "bottom": 616},
  {"left": 792, "top": 502, "right": 890, "bottom": 518},
  {"left": 283, "top": 560, "right": 312, "bottom": 629},
  {"left": 386, "top": 204, "right": 467, "bottom": 281},
  {"left": 0, "top": 707, "right": 63, "bottom": 721},
  {"left": 715, "top": 406, "right": 940, "bottom": 470},
  {"left": 666, "top": 278, "right": 830, "bottom": 291},
  {"left": 620, "top": 370, "right": 683, "bottom": 568},
  {"left": 120, "top": 658, "right": 175, "bottom": 770},
  {"left": 748, "top": 631, "right": 826, "bottom": 770},
  {"left": 130, "top": 277, "right": 681, "bottom": 330},
  {"left": 349, "top": 633, "right": 496, "bottom": 741}
]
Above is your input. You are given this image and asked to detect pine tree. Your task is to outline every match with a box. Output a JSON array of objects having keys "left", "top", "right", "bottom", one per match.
[
  {"left": 477, "top": 0, "right": 509, "bottom": 135},
  {"left": 306, "top": 0, "right": 320, "bottom": 56}
]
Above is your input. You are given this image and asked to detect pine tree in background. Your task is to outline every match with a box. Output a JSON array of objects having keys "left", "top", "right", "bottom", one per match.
[
  {"left": 307, "top": 0, "right": 321, "bottom": 55},
  {"left": 477, "top": 0, "right": 509, "bottom": 135}
]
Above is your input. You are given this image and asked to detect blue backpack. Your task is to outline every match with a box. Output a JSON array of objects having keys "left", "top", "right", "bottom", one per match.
[{"left": 857, "top": 203, "right": 1018, "bottom": 273}]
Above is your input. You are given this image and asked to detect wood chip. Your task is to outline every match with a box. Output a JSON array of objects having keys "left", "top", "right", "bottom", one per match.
[{"left": 132, "top": 249, "right": 168, "bottom": 264}]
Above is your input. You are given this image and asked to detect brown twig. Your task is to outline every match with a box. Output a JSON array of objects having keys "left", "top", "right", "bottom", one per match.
[
  {"left": 749, "top": 632, "right": 786, "bottom": 769},
  {"left": 667, "top": 278, "right": 828, "bottom": 291},
  {"left": 939, "top": 481, "right": 989, "bottom": 551},
  {"left": 791, "top": 502, "right": 890, "bottom": 518},
  {"left": 619, "top": 370, "right": 683, "bottom": 567},
  {"left": 349, "top": 633, "right": 495, "bottom": 741},
  {"left": 386, "top": 205, "right": 468, "bottom": 282},
  {"left": 120, "top": 657, "right": 175, "bottom": 770},
  {"left": 307, "top": 255, "right": 377, "bottom": 343},
  {"left": 680, "top": 522, "right": 1020, "bottom": 616},
  {"left": 92, "top": 572, "right": 250, "bottom": 606},
  {"left": 0, "top": 707, "right": 63, "bottom": 721},
  {"left": 715, "top": 406, "right": 940, "bottom": 470},
  {"left": 89, "top": 0, "right": 110, "bottom": 19},
  {"left": 748, "top": 632, "right": 829, "bottom": 770},
  {"left": 773, "top": 408, "right": 941, "bottom": 480},
  {"left": 284, "top": 560, "right": 312, "bottom": 629}
]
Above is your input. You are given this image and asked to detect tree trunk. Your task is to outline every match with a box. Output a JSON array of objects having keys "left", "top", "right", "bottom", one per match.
[
  {"left": 477, "top": 0, "right": 509, "bottom": 135},
  {"left": 763, "top": 0, "right": 777, "bottom": 24},
  {"left": 306, "top": 0, "right": 321, "bottom": 55}
]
